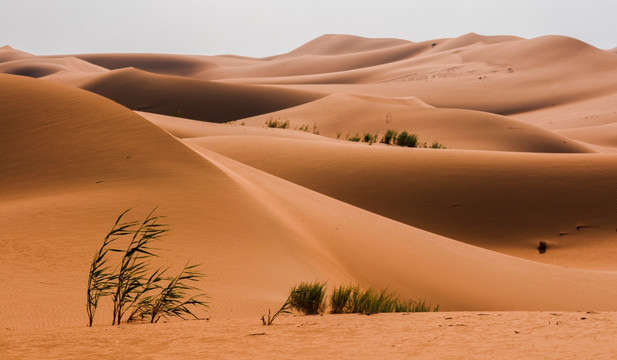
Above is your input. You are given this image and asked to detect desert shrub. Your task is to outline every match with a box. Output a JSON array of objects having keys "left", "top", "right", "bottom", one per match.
[
  {"left": 538, "top": 241, "right": 547, "bottom": 254},
  {"left": 87, "top": 208, "right": 207, "bottom": 327},
  {"left": 330, "top": 284, "right": 355, "bottom": 314},
  {"left": 265, "top": 117, "right": 289, "bottom": 129},
  {"left": 363, "top": 133, "right": 378, "bottom": 145},
  {"left": 381, "top": 129, "right": 398, "bottom": 145},
  {"left": 288, "top": 281, "right": 327, "bottom": 315},
  {"left": 429, "top": 141, "right": 446, "bottom": 149},
  {"left": 348, "top": 134, "right": 361, "bottom": 142},
  {"left": 296, "top": 123, "right": 320, "bottom": 135},
  {"left": 396, "top": 131, "right": 418, "bottom": 147}
]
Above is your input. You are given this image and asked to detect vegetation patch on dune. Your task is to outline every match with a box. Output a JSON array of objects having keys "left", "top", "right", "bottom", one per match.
[
  {"left": 343, "top": 129, "right": 446, "bottom": 149},
  {"left": 265, "top": 116, "right": 290, "bottom": 129}
]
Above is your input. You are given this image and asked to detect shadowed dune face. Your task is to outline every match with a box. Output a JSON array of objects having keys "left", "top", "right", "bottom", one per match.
[
  {"left": 74, "top": 53, "right": 214, "bottom": 76},
  {"left": 193, "top": 136, "right": 617, "bottom": 268},
  {"left": 79, "top": 68, "right": 325, "bottom": 122},
  {"left": 3, "top": 32, "right": 617, "bottom": 336}
]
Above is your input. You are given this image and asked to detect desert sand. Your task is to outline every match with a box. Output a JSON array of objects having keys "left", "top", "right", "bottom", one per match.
[{"left": 2, "top": 33, "right": 617, "bottom": 358}]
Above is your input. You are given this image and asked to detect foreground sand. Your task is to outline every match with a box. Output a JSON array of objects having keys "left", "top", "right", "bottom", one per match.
[{"left": 3, "top": 312, "right": 617, "bottom": 359}]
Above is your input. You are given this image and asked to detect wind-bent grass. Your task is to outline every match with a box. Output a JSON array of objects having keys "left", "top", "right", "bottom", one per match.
[
  {"left": 87, "top": 208, "right": 208, "bottom": 327},
  {"left": 288, "top": 281, "right": 327, "bottom": 315},
  {"left": 110, "top": 208, "right": 168, "bottom": 325},
  {"left": 138, "top": 262, "right": 209, "bottom": 323},
  {"left": 87, "top": 209, "right": 135, "bottom": 327}
]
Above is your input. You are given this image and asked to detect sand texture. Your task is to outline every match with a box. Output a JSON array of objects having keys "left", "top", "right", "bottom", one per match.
[{"left": 2, "top": 33, "right": 617, "bottom": 358}]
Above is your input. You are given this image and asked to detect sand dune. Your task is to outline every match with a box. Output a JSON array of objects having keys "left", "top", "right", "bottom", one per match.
[
  {"left": 0, "top": 45, "right": 33, "bottom": 62},
  {"left": 221, "top": 34, "right": 617, "bottom": 119},
  {"left": 74, "top": 52, "right": 216, "bottom": 77},
  {"left": 79, "top": 67, "right": 325, "bottom": 122},
  {"left": 0, "top": 55, "right": 107, "bottom": 81},
  {"left": 279, "top": 34, "right": 413, "bottom": 56},
  {"left": 195, "top": 136, "right": 617, "bottom": 269},
  {"left": 4, "top": 75, "right": 617, "bottom": 334},
  {"left": 3, "top": 32, "right": 617, "bottom": 358},
  {"left": 232, "top": 93, "right": 593, "bottom": 153}
]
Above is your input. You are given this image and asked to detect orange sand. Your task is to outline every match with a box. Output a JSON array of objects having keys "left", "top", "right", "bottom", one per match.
[{"left": 2, "top": 33, "right": 617, "bottom": 358}]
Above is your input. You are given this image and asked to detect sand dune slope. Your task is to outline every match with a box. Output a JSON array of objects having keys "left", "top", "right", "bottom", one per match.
[
  {"left": 236, "top": 34, "right": 617, "bottom": 120},
  {"left": 79, "top": 67, "right": 325, "bottom": 122},
  {"left": 3, "top": 75, "right": 617, "bottom": 333},
  {"left": 234, "top": 93, "right": 592, "bottom": 153},
  {"left": 195, "top": 136, "right": 617, "bottom": 269},
  {"left": 74, "top": 53, "right": 216, "bottom": 76},
  {"left": 0, "top": 45, "right": 33, "bottom": 62},
  {"left": 0, "top": 55, "right": 107, "bottom": 80}
]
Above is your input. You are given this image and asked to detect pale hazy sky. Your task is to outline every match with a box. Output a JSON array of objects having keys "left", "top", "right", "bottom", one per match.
[{"left": 1, "top": 0, "right": 616, "bottom": 57}]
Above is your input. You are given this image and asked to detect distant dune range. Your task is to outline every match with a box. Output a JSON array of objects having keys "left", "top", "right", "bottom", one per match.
[{"left": 2, "top": 33, "right": 617, "bottom": 335}]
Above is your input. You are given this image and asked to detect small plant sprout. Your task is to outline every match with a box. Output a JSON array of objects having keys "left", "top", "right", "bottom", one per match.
[{"left": 262, "top": 293, "right": 293, "bottom": 326}]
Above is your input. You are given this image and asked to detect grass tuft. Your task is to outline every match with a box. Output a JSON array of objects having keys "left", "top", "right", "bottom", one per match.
[
  {"left": 330, "top": 284, "right": 355, "bottom": 314},
  {"left": 265, "top": 117, "right": 289, "bottom": 129},
  {"left": 288, "top": 281, "right": 327, "bottom": 315},
  {"left": 332, "top": 284, "right": 438, "bottom": 314},
  {"left": 395, "top": 131, "right": 418, "bottom": 147}
]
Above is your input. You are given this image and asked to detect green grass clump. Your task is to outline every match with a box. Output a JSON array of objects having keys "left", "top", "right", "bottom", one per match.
[
  {"left": 330, "top": 284, "right": 355, "bottom": 314},
  {"left": 381, "top": 129, "right": 398, "bottom": 145},
  {"left": 395, "top": 131, "right": 418, "bottom": 147},
  {"left": 429, "top": 141, "right": 446, "bottom": 149},
  {"left": 265, "top": 282, "right": 438, "bottom": 324},
  {"left": 363, "top": 133, "right": 378, "bottom": 145},
  {"left": 288, "top": 281, "right": 327, "bottom": 315},
  {"left": 348, "top": 133, "right": 361, "bottom": 142},
  {"left": 331, "top": 284, "right": 438, "bottom": 315}
]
